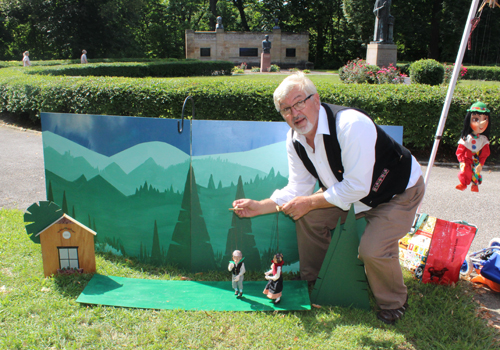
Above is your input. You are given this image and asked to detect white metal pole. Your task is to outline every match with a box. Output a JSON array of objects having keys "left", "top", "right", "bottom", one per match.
[{"left": 418, "top": 0, "right": 481, "bottom": 213}]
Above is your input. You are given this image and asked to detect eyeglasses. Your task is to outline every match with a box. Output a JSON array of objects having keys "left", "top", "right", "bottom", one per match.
[{"left": 280, "top": 94, "right": 314, "bottom": 117}]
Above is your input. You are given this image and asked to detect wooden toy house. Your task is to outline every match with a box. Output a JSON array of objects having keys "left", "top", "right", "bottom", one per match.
[{"left": 35, "top": 214, "right": 96, "bottom": 277}]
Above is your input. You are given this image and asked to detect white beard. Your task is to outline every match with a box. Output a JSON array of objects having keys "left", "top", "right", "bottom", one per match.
[{"left": 293, "top": 116, "right": 314, "bottom": 135}]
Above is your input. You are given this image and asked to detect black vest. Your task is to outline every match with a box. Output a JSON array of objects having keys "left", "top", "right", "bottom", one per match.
[
  {"left": 231, "top": 259, "right": 244, "bottom": 275},
  {"left": 292, "top": 103, "right": 412, "bottom": 208}
]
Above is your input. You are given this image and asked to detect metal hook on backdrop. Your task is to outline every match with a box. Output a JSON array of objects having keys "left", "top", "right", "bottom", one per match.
[{"left": 178, "top": 96, "right": 195, "bottom": 133}]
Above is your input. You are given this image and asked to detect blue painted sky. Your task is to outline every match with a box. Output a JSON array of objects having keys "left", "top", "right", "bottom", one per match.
[
  {"left": 41, "top": 113, "right": 291, "bottom": 157},
  {"left": 192, "top": 120, "right": 289, "bottom": 156}
]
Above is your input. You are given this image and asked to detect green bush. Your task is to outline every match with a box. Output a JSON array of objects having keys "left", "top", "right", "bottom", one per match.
[
  {"left": 461, "top": 66, "right": 500, "bottom": 81},
  {"left": 339, "top": 59, "right": 379, "bottom": 84},
  {"left": 1, "top": 65, "right": 499, "bottom": 155},
  {"left": 25, "top": 60, "right": 233, "bottom": 78},
  {"left": 396, "top": 63, "right": 411, "bottom": 76},
  {"left": 269, "top": 64, "right": 280, "bottom": 72},
  {"left": 410, "top": 59, "right": 444, "bottom": 86}
]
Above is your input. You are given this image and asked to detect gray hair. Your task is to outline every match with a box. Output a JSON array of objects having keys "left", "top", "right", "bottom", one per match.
[
  {"left": 273, "top": 72, "right": 318, "bottom": 112},
  {"left": 232, "top": 250, "right": 242, "bottom": 257}
]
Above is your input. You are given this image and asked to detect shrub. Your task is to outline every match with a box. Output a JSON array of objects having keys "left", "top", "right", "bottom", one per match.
[
  {"left": 303, "top": 69, "right": 311, "bottom": 74},
  {"left": 28, "top": 60, "right": 233, "bottom": 78},
  {"left": 339, "top": 59, "right": 378, "bottom": 84},
  {"left": 460, "top": 66, "right": 500, "bottom": 81},
  {"left": 269, "top": 64, "right": 280, "bottom": 72},
  {"left": 251, "top": 67, "right": 260, "bottom": 72},
  {"left": 376, "top": 64, "right": 406, "bottom": 84},
  {"left": 397, "top": 63, "right": 411, "bottom": 76},
  {"left": 232, "top": 66, "right": 245, "bottom": 74},
  {"left": 1, "top": 64, "right": 499, "bottom": 154},
  {"left": 443, "top": 63, "right": 468, "bottom": 84},
  {"left": 410, "top": 59, "right": 444, "bottom": 86}
]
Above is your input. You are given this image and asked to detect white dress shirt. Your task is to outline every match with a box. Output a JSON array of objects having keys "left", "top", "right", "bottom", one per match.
[{"left": 270, "top": 106, "right": 422, "bottom": 214}]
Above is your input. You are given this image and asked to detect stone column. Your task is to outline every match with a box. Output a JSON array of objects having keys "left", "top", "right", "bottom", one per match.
[
  {"left": 366, "top": 42, "right": 397, "bottom": 68},
  {"left": 185, "top": 30, "right": 195, "bottom": 59},
  {"left": 215, "top": 27, "right": 225, "bottom": 61},
  {"left": 272, "top": 29, "right": 282, "bottom": 66},
  {"left": 260, "top": 53, "right": 271, "bottom": 72}
]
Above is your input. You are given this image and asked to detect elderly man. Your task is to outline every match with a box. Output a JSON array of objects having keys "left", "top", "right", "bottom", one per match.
[{"left": 233, "top": 72, "right": 425, "bottom": 324}]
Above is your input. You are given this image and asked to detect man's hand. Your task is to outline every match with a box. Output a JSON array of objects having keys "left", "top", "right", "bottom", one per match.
[
  {"left": 232, "top": 199, "right": 261, "bottom": 218},
  {"left": 232, "top": 198, "right": 278, "bottom": 218},
  {"left": 281, "top": 196, "right": 312, "bottom": 221},
  {"left": 460, "top": 162, "right": 465, "bottom": 171}
]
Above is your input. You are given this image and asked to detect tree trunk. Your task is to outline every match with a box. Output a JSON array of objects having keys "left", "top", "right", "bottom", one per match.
[
  {"left": 428, "top": 0, "right": 442, "bottom": 60},
  {"left": 232, "top": 0, "right": 250, "bottom": 31},
  {"left": 209, "top": 0, "right": 218, "bottom": 31}
]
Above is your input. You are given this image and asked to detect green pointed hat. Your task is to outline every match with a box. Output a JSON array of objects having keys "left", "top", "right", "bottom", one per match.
[{"left": 467, "top": 101, "right": 490, "bottom": 113}]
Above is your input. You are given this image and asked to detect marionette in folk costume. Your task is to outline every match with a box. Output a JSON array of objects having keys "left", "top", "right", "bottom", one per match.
[
  {"left": 456, "top": 102, "right": 491, "bottom": 192},
  {"left": 263, "top": 253, "right": 284, "bottom": 304},
  {"left": 228, "top": 250, "right": 246, "bottom": 297}
]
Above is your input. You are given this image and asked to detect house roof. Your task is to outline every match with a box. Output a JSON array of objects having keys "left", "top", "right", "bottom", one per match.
[{"left": 35, "top": 213, "right": 97, "bottom": 237}]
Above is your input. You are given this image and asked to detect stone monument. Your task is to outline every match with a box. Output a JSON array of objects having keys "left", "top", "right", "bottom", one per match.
[
  {"left": 216, "top": 16, "right": 223, "bottom": 30},
  {"left": 366, "top": 0, "right": 397, "bottom": 68},
  {"left": 260, "top": 35, "right": 272, "bottom": 72}
]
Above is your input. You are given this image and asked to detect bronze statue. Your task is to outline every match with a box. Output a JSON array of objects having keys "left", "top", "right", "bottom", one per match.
[
  {"left": 216, "top": 16, "right": 223, "bottom": 30},
  {"left": 373, "top": 0, "right": 394, "bottom": 44},
  {"left": 262, "top": 35, "right": 271, "bottom": 54}
]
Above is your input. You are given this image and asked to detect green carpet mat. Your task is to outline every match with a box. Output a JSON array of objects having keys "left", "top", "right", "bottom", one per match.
[{"left": 76, "top": 274, "right": 311, "bottom": 311}]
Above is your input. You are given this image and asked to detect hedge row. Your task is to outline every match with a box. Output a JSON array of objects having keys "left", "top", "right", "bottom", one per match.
[
  {"left": 24, "top": 60, "right": 234, "bottom": 78},
  {"left": 396, "top": 63, "right": 500, "bottom": 82},
  {"left": 461, "top": 66, "right": 500, "bottom": 81},
  {"left": 0, "top": 67, "right": 499, "bottom": 152}
]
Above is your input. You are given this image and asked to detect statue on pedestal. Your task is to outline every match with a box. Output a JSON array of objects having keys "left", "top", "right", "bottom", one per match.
[
  {"left": 216, "top": 16, "right": 223, "bottom": 30},
  {"left": 262, "top": 35, "right": 271, "bottom": 54},
  {"left": 373, "top": 0, "right": 394, "bottom": 44}
]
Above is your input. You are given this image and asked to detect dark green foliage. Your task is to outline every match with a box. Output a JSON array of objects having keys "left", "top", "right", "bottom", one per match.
[
  {"left": 410, "top": 59, "right": 445, "bottom": 86},
  {"left": 397, "top": 63, "right": 412, "bottom": 76},
  {"left": 1, "top": 65, "right": 500, "bottom": 155},
  {"left": 24, "top": 201, "right": 63, "bottom": 244},
  {"left": 28, "top": 60, "right": 233, "bottom": 78},
  {"left": 461, "top": 66, "right": 500, "bottom": 81}
]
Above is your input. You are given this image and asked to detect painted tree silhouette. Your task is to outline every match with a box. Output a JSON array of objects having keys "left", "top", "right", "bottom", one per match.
[
  {"left": 166, "top": 164, "right": 216, "bottom": 272},
  {"left": 224, "top": 175, "right": 261, "bottom": 271},
  {"left": 151, "top": 220, "right": 162, "bottom": 265}
]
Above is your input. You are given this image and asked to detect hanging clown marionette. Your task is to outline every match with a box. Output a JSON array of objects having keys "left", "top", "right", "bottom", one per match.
[{"left": 456, "top": 102, "right": 491, "bottom": 192}]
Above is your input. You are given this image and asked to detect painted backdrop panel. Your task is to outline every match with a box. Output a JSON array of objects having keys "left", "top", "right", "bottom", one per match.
[{"left": 41, "top": 113, "right": 297, "bottom": 272}]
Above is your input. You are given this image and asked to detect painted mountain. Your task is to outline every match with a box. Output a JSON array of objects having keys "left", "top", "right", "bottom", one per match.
[{"left": 40, "top": 113, "right": 298, "bottom": 272}]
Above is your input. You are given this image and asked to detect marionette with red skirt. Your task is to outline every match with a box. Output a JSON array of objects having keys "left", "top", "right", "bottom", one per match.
[
  {"left": 456, "top": 102, "right": 491, "bottom": 192},
  {"left": 263, "top": 253, "right": 284, "bottom": 304}
]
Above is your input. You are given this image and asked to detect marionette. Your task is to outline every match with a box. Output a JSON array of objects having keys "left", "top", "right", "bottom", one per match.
[
  {"left": 263, "top": 253, "right": 284, "bottom": 304},
  {"left": 456, "top": 101, "right": 491, "bottom": 192},
  {"left": 228, "top": 250, "right": 245, "bottom": 297}
]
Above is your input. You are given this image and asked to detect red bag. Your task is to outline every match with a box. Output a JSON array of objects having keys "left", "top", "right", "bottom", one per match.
[{"left": 420, "top": 217, "right": 477, "bottom": 284}]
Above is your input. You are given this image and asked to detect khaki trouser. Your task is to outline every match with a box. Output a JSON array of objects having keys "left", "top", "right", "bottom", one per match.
[{"left": 296, "top": 177, "right": 425, "bottom": 310}]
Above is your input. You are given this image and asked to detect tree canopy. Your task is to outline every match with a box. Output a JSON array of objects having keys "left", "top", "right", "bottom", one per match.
[{"left": 1, "top": 0, "right": 499, "bottom": 66}]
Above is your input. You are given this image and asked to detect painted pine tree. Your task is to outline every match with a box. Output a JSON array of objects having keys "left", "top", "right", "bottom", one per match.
[
  {"left": 151, "top": 220, "right": 162, "bottom": 265},
  {"left": 310, "top": 207, "right": 370, "bottom": 310},
  {"left": 224, "top": 176, "right": 261, "bottom": 271},
  {"left": 166, "top": 164, "right": 216, "bottom": 272}
]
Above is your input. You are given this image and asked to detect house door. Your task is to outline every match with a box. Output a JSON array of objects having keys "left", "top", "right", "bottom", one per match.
[{"left": 58, "top": 247, "right": 79, "bottom": 269}]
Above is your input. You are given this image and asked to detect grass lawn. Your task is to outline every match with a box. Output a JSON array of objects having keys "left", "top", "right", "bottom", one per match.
[{"left": 1, "top": 209, "right": 498, "bottom": 349}]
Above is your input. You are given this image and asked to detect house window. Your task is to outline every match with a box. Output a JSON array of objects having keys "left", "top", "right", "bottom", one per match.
[
  {"left": 240, "top": 48, "right": 258, "bottom": 57},
  {"left": 58, "top": 247, "right": 79, "bottom": 269},
  {"left": 200, "top": 48, "right": 211, "bottom": 57},
  {"left": 286, "top": 48, "right": 296, "bottom": 58}
]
